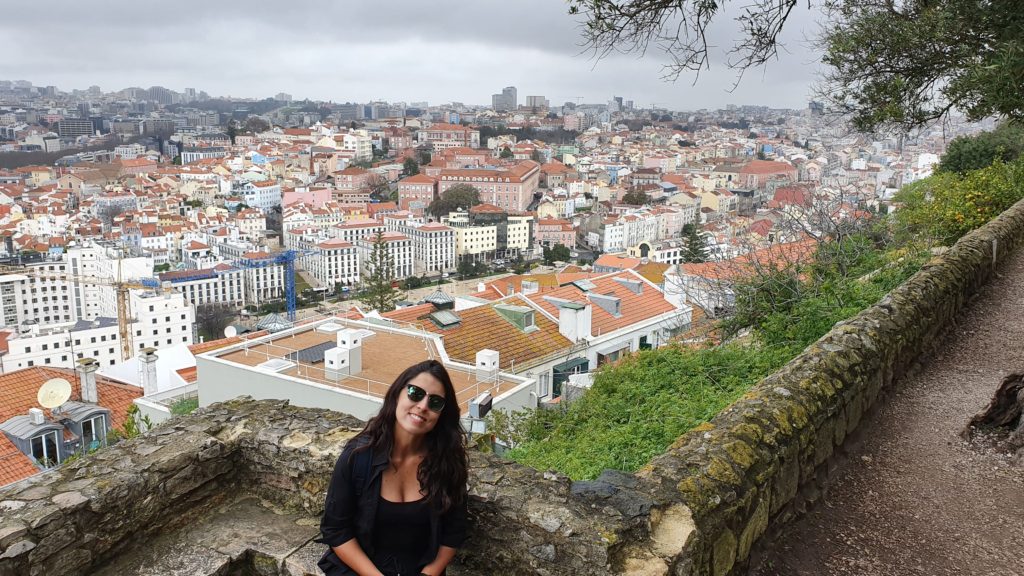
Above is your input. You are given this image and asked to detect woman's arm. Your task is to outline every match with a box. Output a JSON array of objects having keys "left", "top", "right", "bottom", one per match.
[
  {"left": 332, "top": 540, "right": 384, "bottom": 576},
  {"left": 420, "top": 545, "right": 457, "bottom": 576}
]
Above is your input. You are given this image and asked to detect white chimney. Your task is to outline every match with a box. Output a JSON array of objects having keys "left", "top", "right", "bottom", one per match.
[
  {"left": 138, "top": 348, "right": 159, "bottom": 397},
  {"left": 475, "top": 349, "right": 500, "bottom": 383},
  {"left": 557, "top": 302, "right": 592, "bottom": 342},
  {"left": 335, "top": 328, "right": 362, "bottom": 375},
  {"left": 28, "top": 407, "right": 45, "bottom": 425},
  {"left": 477, "top": 282, "right": 486, "bottom": 293},
  {"left": 78, "top": 358, "right": 99, "bottom": 403}
]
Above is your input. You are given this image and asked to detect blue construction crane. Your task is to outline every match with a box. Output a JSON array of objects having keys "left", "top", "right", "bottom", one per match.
[{"left": 236, "top": 249, "right": 316, "bottom": 321}]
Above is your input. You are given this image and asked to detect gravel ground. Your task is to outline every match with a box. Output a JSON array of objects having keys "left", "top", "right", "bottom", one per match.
[{"left": 752, "top": 247, "right": 1024, "bottom": 576}]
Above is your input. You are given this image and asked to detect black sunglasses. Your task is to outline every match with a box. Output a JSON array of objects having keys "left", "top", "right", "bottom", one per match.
[{"left": 406, "top": 384, "right": 446, "bottom": 413}]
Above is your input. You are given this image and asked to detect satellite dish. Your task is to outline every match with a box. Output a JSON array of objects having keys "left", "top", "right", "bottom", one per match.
[
  {"left": 224, "top": 325, "right": 238, "bottom": 338},
  {"left": 38, "top": 378, "right": 72, "bottom": 409}
]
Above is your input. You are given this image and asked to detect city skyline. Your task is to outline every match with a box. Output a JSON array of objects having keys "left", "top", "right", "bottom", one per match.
[{"left": 3, "top": 0, "right": 824, "bottom": 110}]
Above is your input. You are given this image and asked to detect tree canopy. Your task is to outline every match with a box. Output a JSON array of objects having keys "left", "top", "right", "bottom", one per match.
[
  {"left": 428, "top": 184, "right": 481, "bottom": 219},
  {"left": 937, "top": 122, "right": 1024, "bottom": 175},
  {"left": 569, "top": 0, "right": 1024, "bottom": 133},
  {"left": 621, "top": 188, "right": 650, "bottom": 206}
]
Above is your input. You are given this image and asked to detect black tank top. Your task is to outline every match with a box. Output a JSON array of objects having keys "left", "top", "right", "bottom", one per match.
[{"left": 371, "top": 496, "right": 431, "bottom": 576}]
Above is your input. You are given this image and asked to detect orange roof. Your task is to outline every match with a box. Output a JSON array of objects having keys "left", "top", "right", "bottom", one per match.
[
  {"left": 594, "top": 254, "right": 642, "bottom": 270},
  {"left": 383, "top": 299, "right": 572, "bottom": 369},
  {"left": 524, "top": 271, "right": 677, "bottom": 336},
  {"left": 0, "top": 367, "right": 143, "bottom": 487},
  {"left": 175, "top": 366, "right": 198, "bottom": 384},
  {"left": 739, "top": 159, "right": 797, "bottom": 175},
  {"left": 681, "top": 239, "right": 816, "bottom": 282}
]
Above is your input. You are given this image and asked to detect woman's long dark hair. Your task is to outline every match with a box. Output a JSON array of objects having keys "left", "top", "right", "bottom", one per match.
[{"left": 352, "top": 360, "right": 467, "bottom": 513}]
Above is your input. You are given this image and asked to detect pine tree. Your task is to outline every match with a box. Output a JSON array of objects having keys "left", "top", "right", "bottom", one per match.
[
  {"left": 361, "top": 230, "right": 402, "bottom": 312},
  {"left": 682, "top": 224, "right": 708, "bottom": 263}
]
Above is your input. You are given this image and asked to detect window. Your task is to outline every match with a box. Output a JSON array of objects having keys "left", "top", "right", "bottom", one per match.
[
  {"left": 81, "top": 415, "right": 106, "bottom": 450},
  {"left": 30, "top": 430, "right": 60, "bottom": 467}
]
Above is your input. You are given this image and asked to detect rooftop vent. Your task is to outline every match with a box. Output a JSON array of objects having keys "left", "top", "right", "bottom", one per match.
[
  {"left": 256, "top": 358, "right": 295, "bottom": 373},
  {"left": 315, "top": 322, "right": 344, "bottom": 334},
  {"left": 613, "top": 277, "right": 644, "bottom": 294},
  {"left": 429, "top": 310, "right": 461, "bottom": 329},
  {"left": 587, "top": 292, "right": 621, "bottom": 317}
]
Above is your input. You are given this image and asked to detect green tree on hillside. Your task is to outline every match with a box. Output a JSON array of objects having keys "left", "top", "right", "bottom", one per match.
[
  {"left": 681, "top": 224, "right": 708, "bottom": 263},
  {"left": 543, "top": 243, "right": 572, "bottom": 265},
  {"left": 622, "top": 188, "right": 649, "bottom": 206},
  {"left": 403, "top": 157, "right": 420, "bottom": 176},
  {"left": 499, "top": 147, "right": 514, "bottom": 159},
  {"left": 938, "top": 122, "right": 1024, "bottom": 174},
  {"left": 361, "top": 230, "right": 403, "bottom": 312}
]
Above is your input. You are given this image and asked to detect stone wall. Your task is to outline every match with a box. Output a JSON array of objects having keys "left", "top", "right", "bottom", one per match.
[{"left": 1, "top": 198, "right": 1023, "bottom": 576}]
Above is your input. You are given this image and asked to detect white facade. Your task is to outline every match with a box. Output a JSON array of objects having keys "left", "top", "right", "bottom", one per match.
[
  {"left": 307, "top": 239, "right": 360, "bottom": 287},
  {"left": 356, "top": 232, "right": 414, "bottom": 280},
  {"left": 0, "top": 291, "right": 194, "bottom": 373},
  {"left": 389, "top": 221, "right": 457, "bottom": 275}
]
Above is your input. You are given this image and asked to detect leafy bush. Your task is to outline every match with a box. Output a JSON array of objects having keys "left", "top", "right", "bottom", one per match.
[{"left": 896, "top": 158, "right": 1024, "bottom": 245}]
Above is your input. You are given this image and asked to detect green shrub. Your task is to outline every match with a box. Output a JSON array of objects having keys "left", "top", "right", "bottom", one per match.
[
  {"left": 896, "top": 158, "right": 1024, "bottom": 245},
  {"left": 938, "top": 122, "right": 1024, "bottom": 175}
]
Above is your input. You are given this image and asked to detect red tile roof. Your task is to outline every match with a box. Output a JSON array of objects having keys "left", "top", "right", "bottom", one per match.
[
  {"left": 0, "top": 367, "right": 143, "bottom": 487},
  {"left": 524, "top": 271, "right": 677, "bottom": 336}
]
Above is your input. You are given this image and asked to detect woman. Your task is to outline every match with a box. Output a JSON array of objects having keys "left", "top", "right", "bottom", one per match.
[{"left": 319, "top": 360, "right": 469, "bottom": 576}]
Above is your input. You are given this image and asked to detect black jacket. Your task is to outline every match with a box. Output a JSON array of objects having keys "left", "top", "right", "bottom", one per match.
[{"left": 318, "top": 439, "right": 468, "bottom": 575}]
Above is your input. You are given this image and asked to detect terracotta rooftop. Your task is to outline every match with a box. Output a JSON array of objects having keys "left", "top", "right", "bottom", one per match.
[
  {"left": 524, "top": 271, "right": 679, "bottom": 336},
  {"left": 0, "top": 367, "right": 143, "bottom": 487}
]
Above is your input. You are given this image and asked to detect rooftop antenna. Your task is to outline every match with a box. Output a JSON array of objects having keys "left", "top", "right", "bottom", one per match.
[{"left": 38, "top": 378, "right": 72, "bottom": 411}]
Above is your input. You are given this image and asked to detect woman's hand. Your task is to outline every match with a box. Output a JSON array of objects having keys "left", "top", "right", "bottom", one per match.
[{"left": 420, "top": 544, "right": 457, "bottom": 576}]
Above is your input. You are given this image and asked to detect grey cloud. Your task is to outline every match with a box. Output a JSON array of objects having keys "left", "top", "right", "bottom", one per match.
[{"left": 3, "top": 0, "right": 824, "bottom": 110}]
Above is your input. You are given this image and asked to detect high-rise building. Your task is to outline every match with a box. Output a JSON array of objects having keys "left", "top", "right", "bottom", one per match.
[
  {"left": 491, "top": 86, "right": 518, "bottom": 111},
  {"left": 55, "top": 118, "right": 95, "bottom": 138},
  {"left": 526, "top": 95, "right": 549, "bottom": 109}
]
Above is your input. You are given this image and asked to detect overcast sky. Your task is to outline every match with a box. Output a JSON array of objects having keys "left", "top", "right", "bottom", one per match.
[{"left": 3, "top": 0, "right": 824, "bottom": 110}]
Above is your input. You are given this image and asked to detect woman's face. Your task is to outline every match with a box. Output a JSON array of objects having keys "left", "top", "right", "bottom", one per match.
[{"left": 395, "top": 371, "right": 446, "bottom": 437}]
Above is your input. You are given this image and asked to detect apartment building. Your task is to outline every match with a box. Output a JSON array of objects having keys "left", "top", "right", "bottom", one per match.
[
  {"left": 239, "top": 252, "right": 286, "bottom": 303},
  {"left": 417, "top": 123, "right": 481, "bottom": 151},
  {"left": 387, "top": 220, "right": 456, "bottom": 275},
  {"left": 436, "top": 161, "right": 540, "bottom": 212},
  {"left": 181, "top": 147, "right": 227, "bottom": 164},
  {"left": 306, "top": 239, "right": 360, "bottom": 288},
  {"left": 397, "top": 174, "right": 436, "bottom": 215},
  {"left": 536, "top": 217, "right": 575, "bottom": 248},
  {"left": 0, "top": 290, "right": 194, "bottom": 373},
  {"left": 235, "top": 180, "right": 281, "bottom": 211},
  {"left": 356, "top": 232, "right": 413, "bottom": 280},
  {"left": 158, "top": 264, "right": 246, "bottom": 308}
]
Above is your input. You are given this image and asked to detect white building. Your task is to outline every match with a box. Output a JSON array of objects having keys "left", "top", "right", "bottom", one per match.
[
  {"left": 0, "top": 290, "right": 195, "bottom": 373},
  {"left": 388, "top": 220, "right": 457, "bottom": 275},
  {"left": 159, "top": 264, "right": 246, "bottom": 308},
  {"left": 356, "top": 232, "right": 414, "bottom": 280},
  {"left": 306, "top": 239, "right": 360, "bottom": 288}
]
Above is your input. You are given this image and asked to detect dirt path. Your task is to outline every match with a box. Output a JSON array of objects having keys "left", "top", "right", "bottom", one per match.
[{"left": 752, "top": 247, "right": 1024, "bottom": 576}]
